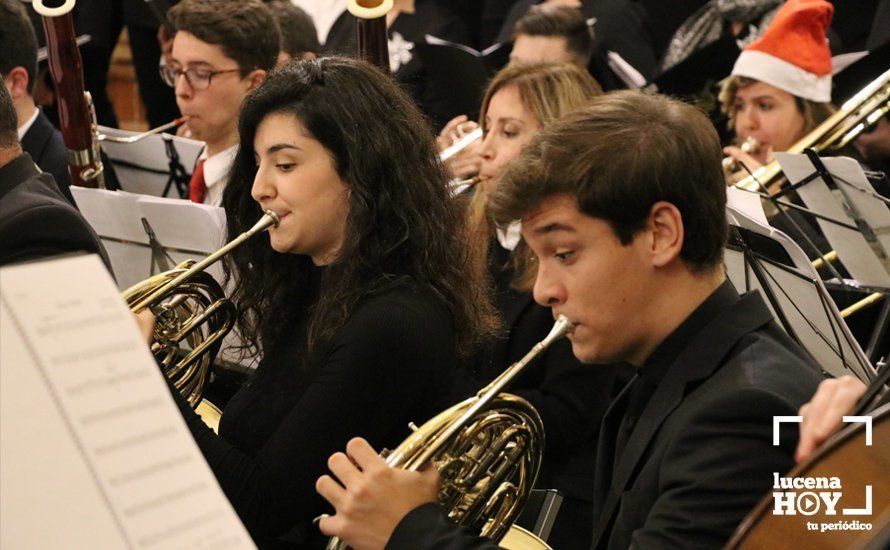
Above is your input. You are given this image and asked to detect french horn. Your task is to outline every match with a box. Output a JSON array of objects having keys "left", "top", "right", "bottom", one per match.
[
  {"left": 327, "top": 316, "right": 573, "bottom": 550},
  {"left": 123, "top": 211, "right": 279, "bottom": 414}
]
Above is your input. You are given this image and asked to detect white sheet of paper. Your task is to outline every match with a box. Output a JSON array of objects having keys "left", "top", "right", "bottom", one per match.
[
  {"left": 607, "top": 50, "right": 646, "bottom": 88},
  {"left": 71, "top": 187, "right": 148, "bottom": 245},
  {"left": 69, "top": 189, "right": 227, "bottom": 288},
  {"left": 100, "top": 126, "right": 204, "bottom": 198},
  {"left": 831, "top": 51, "right": 869, "bottom": 74},
  {"left": 71, "top": 188, "right": 153, "bottom": 289},
  {"left": 775, "top": 152, "right": 890, "bottom": 288},
  {"left": 0, "top": 254, "right": 255, "bottom": 549},
  {"left": 136, "top": 196, "right": 226, "bottom": 253},
  {"left": 727, "top": 186, "right": 770, "bottom": 227},
  {"left": 827, "top": 157, "right": 890, "bottom": 261}
]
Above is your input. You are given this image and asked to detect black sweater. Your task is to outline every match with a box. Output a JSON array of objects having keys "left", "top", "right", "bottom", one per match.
[{"left": 173, "top": 275, "right": 460, "bottom": 548}]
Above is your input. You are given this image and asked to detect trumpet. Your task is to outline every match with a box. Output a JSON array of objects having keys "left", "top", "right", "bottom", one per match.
[
  {"left": 326, "top": 316, "right": 573, "bottom": 550},
  {"left": 735, "top": 68, "right": 890, "bottom": 193},
  {"left": 123, "top": 211, "right": 279, "bottom": 410}
]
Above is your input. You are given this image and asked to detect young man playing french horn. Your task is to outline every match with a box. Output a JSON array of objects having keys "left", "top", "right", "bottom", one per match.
[{"left": 316, "top": 90, "right": 825, "bottom": 549}]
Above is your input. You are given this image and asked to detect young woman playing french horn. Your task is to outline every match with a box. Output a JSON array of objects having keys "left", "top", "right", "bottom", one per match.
[{"left": 160, "top": 57, "right": 496, "bottom": 548}]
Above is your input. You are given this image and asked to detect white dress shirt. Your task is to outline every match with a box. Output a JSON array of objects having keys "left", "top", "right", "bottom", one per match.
[
  {"left": 201, "top": 144, "right": 239, "bottom": 207},
  {"left": 17, "top": 107, "right": 39, "bottom": 140}
]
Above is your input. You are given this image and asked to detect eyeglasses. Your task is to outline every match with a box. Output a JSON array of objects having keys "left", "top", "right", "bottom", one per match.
[{"left": 160, "top": 63, "right": 241, "bottom": 90}]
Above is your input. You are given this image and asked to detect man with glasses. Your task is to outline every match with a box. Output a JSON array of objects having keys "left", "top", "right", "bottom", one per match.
[{"left": 165, "top": 0, "right": 279, "bottom": 205}]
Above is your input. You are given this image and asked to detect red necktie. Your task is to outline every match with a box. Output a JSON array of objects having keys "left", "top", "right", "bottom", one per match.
[{"left": 189, "top": 159, "right": 207, "bottom": 203}]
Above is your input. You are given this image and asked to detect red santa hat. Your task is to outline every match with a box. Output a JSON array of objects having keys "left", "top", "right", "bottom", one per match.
[{"left": 731, "top": 0, "right": 834, "bottom": 103}]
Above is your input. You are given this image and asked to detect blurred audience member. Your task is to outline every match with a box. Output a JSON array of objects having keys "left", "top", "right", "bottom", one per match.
[
  {"left": 510, "top": 4, "right": 593, "bottom": 67},
  {"left": 264, "top": 0, "right": 321, "bottom": 65}
]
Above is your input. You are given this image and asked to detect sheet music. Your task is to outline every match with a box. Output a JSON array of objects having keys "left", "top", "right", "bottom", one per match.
[
  {"left": 71, "top": 187, "right": 148, "bottom": 245},
  {"left": 136, "top": 196, "right": 227, "bottom": 253},
  {"left": 775, "top": 152, "right": 890, "bottom": 288},
  {"left": 0, "top": 254, "right": 255, "bottom": 549},
  {"left": 100, "top": 126, "right": 204, "bottom": 198}
]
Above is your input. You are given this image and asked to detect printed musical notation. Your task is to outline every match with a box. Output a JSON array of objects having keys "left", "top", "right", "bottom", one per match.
[{"left": 0, "top": 254, "right": 254, "bottom": 549}]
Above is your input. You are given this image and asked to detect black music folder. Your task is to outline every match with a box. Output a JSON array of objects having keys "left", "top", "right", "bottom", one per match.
[{"left": 414, "top": 35, "right": 511, "bottom": 122}]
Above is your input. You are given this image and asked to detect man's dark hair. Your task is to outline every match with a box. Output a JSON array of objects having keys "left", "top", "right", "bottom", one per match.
[
  {"left": 0, "top": 83, "right": 19, "bottom": 148},
  {"left": 264, "top": 0, "right": 320, "bottom": 58},
  {"left": 490, "top": 90, "right": 728, "bottom": 272},
  {"left": 168, "top": 0, "right": 280, "bottom": 75},
  {"left": 0, "top": 0, "right": 39, "bottom": 94},
  {"left": 514, "top": 5, "right": 593, "bottom": 66}
]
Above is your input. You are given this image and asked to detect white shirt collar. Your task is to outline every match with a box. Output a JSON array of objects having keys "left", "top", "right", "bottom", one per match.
[
  {"left": 291, "top": 0, "right": 347, "bottom": 45},
  {"left": 496, "top": 220, "right": 522, "bottom": 251},
  {"left": 201, "top": 144, "right": 239, "bottom": 207},
  {"left": 17, "top": 107, "right": 40, "bottom": 140}
]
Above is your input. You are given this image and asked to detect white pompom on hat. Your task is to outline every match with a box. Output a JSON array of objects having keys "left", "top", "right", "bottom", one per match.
[{"left": 731, "top": 0, "right": 834, "bottom": 103}]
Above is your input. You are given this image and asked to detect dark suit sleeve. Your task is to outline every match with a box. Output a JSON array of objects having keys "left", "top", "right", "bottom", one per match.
[
  {"left": 629, "top": 388, "right": 801, "bottom": 549},
  {"left": 0, "top": 203, "right": 103, "bottom": 265},
  {"left": 386, "top": 503, "right": 501, "bottom": 550}
]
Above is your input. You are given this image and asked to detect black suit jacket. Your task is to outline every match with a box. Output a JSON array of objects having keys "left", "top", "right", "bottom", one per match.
[
  {"left": 591, "top": 286, "right": 823, "bottom": 549},
  {"left": 386, "top": 285, "right": 823, "bottom": 550},
  {"left": 0, "top": 153, "right": 110, "bottom": 271},
  {"left": 20, "top": 110, "right": 74, "bottom": 205}
]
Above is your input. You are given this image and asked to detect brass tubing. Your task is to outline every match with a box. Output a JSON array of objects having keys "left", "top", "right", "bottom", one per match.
[{"left": 841, "top": 292, "right": 885, "bottom": 318}]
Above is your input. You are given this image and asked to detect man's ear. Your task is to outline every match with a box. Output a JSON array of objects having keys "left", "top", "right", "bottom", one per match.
[
  {"left": 246, "top": 69, "right": 267, "bottom": 92},
  {"left": 4, "top": 67, "right": 31, "bottom": 101},
  {"left": 647, "top": 201, "right": 684, "bottom": 268}
]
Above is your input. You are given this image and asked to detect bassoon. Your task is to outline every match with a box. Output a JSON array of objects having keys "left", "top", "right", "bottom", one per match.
[
  {"left": 33, "top": 0, "right": 105, "bottom": 189},
  {"left": 348, "top": 0, "right": 393, "bottom": 72}
]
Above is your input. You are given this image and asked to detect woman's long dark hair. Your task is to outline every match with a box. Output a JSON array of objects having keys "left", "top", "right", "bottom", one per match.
[{"left": 223, "top": 57, "right": 496, "bottom": 360}]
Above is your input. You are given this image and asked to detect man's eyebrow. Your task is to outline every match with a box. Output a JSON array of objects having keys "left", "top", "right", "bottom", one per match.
[{"left": 533, "top": 222, "right": 576, "bottom": 235}]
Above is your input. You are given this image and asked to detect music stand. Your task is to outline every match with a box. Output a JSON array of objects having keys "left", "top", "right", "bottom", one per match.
[
  {"left": 774, "top": 152, "right": 890, "bottom": 360},
  {"left": 725, "top": 205, "right": 875, "bottom": 382},
  {"left": 98, "top": 125, "right": 204, "bottom": 198},
  {"left": 70, "top": 188, "right": 225, "bottom": 289},
  {"left": 774, "top": 152, "right": 890, "bottom": 287}
]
